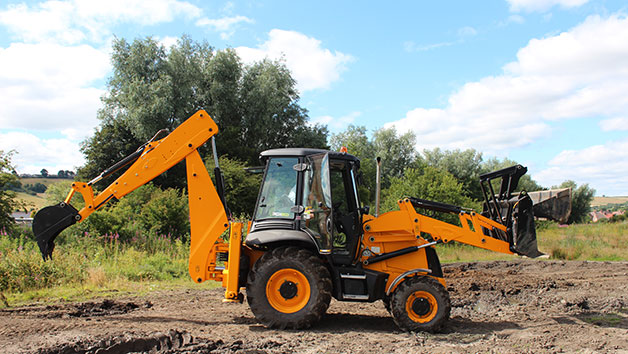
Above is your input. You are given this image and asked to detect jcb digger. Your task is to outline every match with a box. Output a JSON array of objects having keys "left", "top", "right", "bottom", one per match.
[{"left": 33, "top": 110, "right": 542, "bottom": 332}]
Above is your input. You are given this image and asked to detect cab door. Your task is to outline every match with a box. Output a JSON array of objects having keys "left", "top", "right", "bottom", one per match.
[{"left": 301, "top": 153, "right": 334, "bottom": 254}]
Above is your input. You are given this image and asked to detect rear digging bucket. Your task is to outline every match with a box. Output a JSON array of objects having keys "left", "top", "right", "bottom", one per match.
[
  {"left": 32, "top": 203, "right": 80, "bottom": 260},
  {"left": 512, "top": 194, "right": 543, "bottom": 258}
]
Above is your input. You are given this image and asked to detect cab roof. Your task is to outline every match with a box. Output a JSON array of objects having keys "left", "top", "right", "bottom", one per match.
[{"left": 259, "top": 148, "right": 360, "bottom": 164}]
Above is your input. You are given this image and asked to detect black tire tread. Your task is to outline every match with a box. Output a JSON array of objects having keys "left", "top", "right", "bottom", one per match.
[
  {"left": 246, "top": 246, "right": 332, "bottom": 329},
  {"left": 390, "top": 276, "right": 451, "bottom": 333}
]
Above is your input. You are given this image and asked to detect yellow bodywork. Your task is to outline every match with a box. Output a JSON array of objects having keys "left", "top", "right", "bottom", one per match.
[
  {"left": 62, "top": 110, "right": 230, "bottom": 286},
  {"left": 362, "top": 198, "right": 513, "bottom": 293},
  {"left": 58, "top": 110, "right": 520, "bottom": 305}
]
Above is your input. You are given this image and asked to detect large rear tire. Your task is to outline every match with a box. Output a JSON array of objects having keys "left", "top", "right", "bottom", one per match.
[
  {"left": 246, "top": 247, "right": 332, "bottom": 329},
  {"left": 390, "top": 276, "right": 450, "bottom": 332}
]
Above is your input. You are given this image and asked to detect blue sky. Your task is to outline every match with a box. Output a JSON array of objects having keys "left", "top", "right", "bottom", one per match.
[{"left": 1, "top": 0, "right": 627, "bottom": 196}]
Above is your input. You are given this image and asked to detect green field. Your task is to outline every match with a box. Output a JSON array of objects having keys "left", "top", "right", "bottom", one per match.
[
  {"left": 14, "top": 192, "right": 47, "bottom": 210},
  {"left": 14, "top": 177, "right": 72, "bottom": 211},
  {"left": 19, "top": 177, "right": 72, "bottom": 186}
]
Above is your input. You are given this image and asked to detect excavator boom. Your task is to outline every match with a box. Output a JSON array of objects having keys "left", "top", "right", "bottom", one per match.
[{"left": 32, "top": 110, "right": 229, "bottom": 282}]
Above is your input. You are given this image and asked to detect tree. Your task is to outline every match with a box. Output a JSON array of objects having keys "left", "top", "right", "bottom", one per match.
[
  {"left": 480, "top": 157, "right": 544, "bottom": 194},
  {"left": 421, "top": 148, "right": 484, "bottom": 200},
  {"left": 57, "top": 170, "right": 66, "bottom": 178},
  {"left": 381, "top": 166, "right": 481, "bottom": 223},
  {"left": 330, "top": 125, "right": 417, "bottom": 206},
  {"left": 40, "top": 169, "right": 49, "bottom": 177},
  {"left": 554, "top": 180, "right": 595, "bottom": 224},
  {"left": 207, "top": 156, "right": 262, "bottom": 217},
  {"left": 79, "top": 36, "right": 327, "bottom": 190},
  {"left": 372, "top": 127, "right": 417, "bottom": 188},
  {"left": 330, "top": 125, "right": 376, "bottom": 203},
  {"left": 0, "top": 151, "right": 21, "bottom": 231}
]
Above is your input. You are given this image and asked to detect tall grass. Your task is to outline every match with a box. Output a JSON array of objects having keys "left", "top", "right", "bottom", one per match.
[
  {"left": 2, "top": 220, "right": 626, "bottom": 305},
  {"left": 437, "top": 221, "right": 628, "bottom": 263},
  {"left": 0, "top": 227, "right": 191, "bottom": 301},
  {"left": 540, "top": 222, "right": 628, "bottom": 261}
]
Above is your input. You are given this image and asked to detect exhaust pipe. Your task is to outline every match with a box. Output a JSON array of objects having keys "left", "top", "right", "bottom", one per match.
[{"left": 375, "top": 157, "right": 382, "bottom": 217}]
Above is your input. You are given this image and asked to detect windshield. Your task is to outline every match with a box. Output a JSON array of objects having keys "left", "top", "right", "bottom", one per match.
[{"left": 254, "top": 157, "right": 298, "bottom": 220}]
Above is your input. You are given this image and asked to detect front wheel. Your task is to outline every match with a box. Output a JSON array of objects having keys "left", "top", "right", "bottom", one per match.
[
  {"left": 246, "top": 247, "right": 332, "bottom": 329},
  {"left": 390, "top": 276, "right": 450, "bottom": 332}
]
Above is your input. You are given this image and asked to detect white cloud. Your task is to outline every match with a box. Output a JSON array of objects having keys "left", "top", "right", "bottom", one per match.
[
  {"left": 534, "top": 138, "right": 628, "bottom": 195},
  {"left": 0, "top": 42, "right": 109, "bottom": 134},
  {"left": 507, "top": 0, "right": 590, "bottom": 13},
  {"left": 236, "top": 29, "right": 354, "bottom": 92},
  {"left": 158, "top": 36, "right": 180, "bottom": 49},
  {"left": 0, "top": 131, "right": 85, "bottom": 174},
  {"left": 196, "top": 15, "right": 253, "bottom": 39},
  {"left": 599, "top": 117, "right": 628, "bottom": 131},
  {"left": 405, "top": 26, "right": 478, "bottom": 53},
  {"left": 458, "top": 26, "right": 478, "bottom": 37},
  {"left": 403, "top": 40, "right": 455, "bottom": 52},
  {"left": 388, "top": 14, "right": 628, "bottom": 155},
  {"left": 311, "top": 112, "right": 361, "bottom": 130},
  {"left": 0, "top": 0, "right": 201, "bottom": 44}
]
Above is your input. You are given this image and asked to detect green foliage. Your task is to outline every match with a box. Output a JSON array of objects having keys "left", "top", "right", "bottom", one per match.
[
  {"left": 421, "top": 148, "right": 485, "bottom": 200},
  {"left": 381, "top": 166, "right": 481, "bottom": 223},
  {"left": 76, "top": 184, "right": 190, "bottom": 242},
  {"left": 24, "top": 183, "right": 47, "bottom": 194},
  {"left": 554, "top": 180, "right": 596, "bottom": 224},
  {"left": 330, "top": 125, "right": 417, "bottom": 206},
  {"left": 207, "top": 156, "right": 261, "bottom": 217},
  {"left": 0, "top": 225, "right": 189, "bottom": 293},
  {"left": 44, "top": 181, "right": 85, "bottom": 208},
  {"left": 609, "top": 213, "right": 627, "bottom": 223},
  {"left": 79, "top": 36, "right": 327, "bottom": 190},
  {"left": 481, "top": 157, "right": 544, "bottom": 193},
  {"left": 0, "top": 151, "right": 22, "bottom": 232}
]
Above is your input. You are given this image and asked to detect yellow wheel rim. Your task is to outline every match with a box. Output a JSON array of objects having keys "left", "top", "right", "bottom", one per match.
[
  {"left": 406, "top": 290, "right": 438, "bottom": 323},
  {"left": 266, "top": 268, "right": 311, "bottom": 314}
]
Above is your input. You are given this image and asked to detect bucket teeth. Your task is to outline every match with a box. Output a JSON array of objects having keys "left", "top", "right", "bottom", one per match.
[{"left": 32, "top": 203, "right": 79, "bottom": 260}]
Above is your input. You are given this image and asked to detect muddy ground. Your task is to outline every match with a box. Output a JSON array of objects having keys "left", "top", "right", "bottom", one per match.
[{"left": 1, "top": 260, "right": 628, "bottom": 353}]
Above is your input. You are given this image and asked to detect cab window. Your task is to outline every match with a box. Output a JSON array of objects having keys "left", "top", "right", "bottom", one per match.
[{"left": 254, "top": 157, "right": 298, "bottom": 220}]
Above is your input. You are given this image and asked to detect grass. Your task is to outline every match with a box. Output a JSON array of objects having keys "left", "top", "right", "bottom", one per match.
[
  {"left": 580, "top": 313, "right": 625, "bottom": 326},
  {"left": 591, "top": 196, "right": 628, "bottom": 207},
  {"left": 14, "top": 191, "right": 46, "bottom": 210},
  {"left": 420, "top": 221, "right": 628, "bottom": 263},
  {"left": 19, "top": 177, "right": 72, "bottom": 186},
  {"left": 1, "top": 220, "right": 627, "bottom": 308},
  {"left": 0, "top": 228, "right": 219, "bottom": 308},
  {"left": 540, "top": 222, "right": 628, "bottom": 261}
]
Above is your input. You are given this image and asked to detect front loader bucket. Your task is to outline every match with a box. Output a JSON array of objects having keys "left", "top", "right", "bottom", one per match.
[
  {"left": 32, "top": 203, "right": 79, "bottom": 260},
  {"left": 511, "top": 195, "right": 543, "bottom": 258}
]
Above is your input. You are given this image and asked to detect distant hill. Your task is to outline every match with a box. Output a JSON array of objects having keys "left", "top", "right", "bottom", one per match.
[
  {"left": 13, "top": 177, "right": 73, "bottom": 211},
  {"left": 591, "top": 196, "right": 628, "bottom": 208}
]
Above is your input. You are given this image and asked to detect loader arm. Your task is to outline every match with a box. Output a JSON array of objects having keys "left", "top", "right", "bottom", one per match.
[{"left": 32, "top": 110, "right": 229, "bottom": 282}]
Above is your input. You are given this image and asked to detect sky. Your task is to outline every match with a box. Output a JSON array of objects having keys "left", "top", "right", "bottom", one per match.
[{"left": 0, "top": 0, "right": 627, "bottom": 196}]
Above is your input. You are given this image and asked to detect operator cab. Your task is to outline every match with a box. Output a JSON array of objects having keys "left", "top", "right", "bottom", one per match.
[{"left": 246, "top": 148, "right": 363, "bottom": 265}]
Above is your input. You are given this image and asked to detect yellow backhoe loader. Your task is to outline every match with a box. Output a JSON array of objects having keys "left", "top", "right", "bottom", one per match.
[{"left": 32, "top": 110, "right": 542, "bottom": 332}]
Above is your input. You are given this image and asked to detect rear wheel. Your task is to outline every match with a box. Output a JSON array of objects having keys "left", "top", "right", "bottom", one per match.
[
  {"left": 246, "top": 247, "right": 332, "bottom": 329},
  {"left": 390, "top": 276, "right": 450, "bottom": 332}
]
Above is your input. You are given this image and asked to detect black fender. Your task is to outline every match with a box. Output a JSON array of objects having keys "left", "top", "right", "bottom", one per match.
[{"left": 245, "top": 229, "right": 319, "bottom": 252}]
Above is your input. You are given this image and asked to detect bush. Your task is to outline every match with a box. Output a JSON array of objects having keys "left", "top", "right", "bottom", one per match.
[
  {"left": 74, "top": 184, "right": 189, "bottom": 243},
  {"left": 381, "top": 166, "right": 481, "bottom": 224}
]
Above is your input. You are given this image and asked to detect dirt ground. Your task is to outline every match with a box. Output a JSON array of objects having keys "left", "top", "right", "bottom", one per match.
[{"left": 1, "top": 260, "right": 628, "bottom": 353}]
